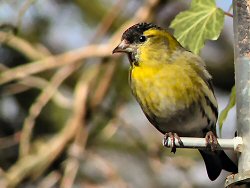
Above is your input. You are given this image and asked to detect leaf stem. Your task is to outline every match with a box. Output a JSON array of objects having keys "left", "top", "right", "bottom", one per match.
[{"left": 224, "top": 11, "right": 233, "bottom": 18}]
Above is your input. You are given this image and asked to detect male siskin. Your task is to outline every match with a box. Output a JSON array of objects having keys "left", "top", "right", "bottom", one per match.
[{"left": 112, "top": 23, "right": 237, "bottom": 181}]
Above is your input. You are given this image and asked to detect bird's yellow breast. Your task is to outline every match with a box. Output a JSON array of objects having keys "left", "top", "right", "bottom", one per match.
[{"left": 130, "top": 62, "right": 203, "bottom": 117}]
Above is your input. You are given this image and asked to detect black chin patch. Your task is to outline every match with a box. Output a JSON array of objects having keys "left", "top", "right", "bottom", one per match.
[{"left": 121, "top": 23, "right": 160, "bottom": 44}]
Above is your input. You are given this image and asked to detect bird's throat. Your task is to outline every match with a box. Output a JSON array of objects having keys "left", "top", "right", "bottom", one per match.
[{"left": 128, "top": 53, "right": 139, "bottom": 66}]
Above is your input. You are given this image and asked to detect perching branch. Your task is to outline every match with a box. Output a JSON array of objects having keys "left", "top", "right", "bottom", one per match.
[{"left": 163, "top": 137, "right": 243, "bottom": 152}]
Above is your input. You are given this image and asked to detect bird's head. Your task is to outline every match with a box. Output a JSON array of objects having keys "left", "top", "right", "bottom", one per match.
[{"left": 113, "top": 22, "right": 182, "bottom": 66}]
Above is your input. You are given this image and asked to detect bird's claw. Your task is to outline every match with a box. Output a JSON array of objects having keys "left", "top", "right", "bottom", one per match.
[
  {"left": 205, "top": 131, "right": 218, "bottom": 151},
  {"left": 163, "top": 132, "right": 183, "bottom": 154}
]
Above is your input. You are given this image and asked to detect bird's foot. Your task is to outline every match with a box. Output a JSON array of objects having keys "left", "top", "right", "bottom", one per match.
[
  {"left": 163, "top": 132, "right": 183, "bottom": 154},
  {"left": 205, "top": 131, "right": 218, "bottom": 151}
]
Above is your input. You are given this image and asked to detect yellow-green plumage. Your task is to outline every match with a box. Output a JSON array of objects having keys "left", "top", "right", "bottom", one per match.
[
  {"left": 130, "top": 49, "right": 215, "bottom": 136},
  {"left": 113, "top": 22, "right": 237, "bottom": 181},
  {"left": 131, "top": 54, "right": 204, "bottom": 114},
  {"left": 129, "top": 28, "right": 217, "bottom": 135}
]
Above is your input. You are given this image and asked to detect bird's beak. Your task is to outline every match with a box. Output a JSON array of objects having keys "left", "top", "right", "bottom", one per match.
[{"left": 112, "top": 39, "right": 130, "bottom": 54}]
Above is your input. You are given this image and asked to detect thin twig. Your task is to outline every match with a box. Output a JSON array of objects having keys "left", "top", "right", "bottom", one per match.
[
  {"left": 1, "top": 75, "right": 47, "bottom": 95},
  {"left": 60, "top": 126, "right": 88, "bottom": 188},
  {"left": 37, "top": 171, "right": 61, "bottom": 188},
  {"left": 60, "top": 73, "right": 89, "bottom": 188},
  {"left": 90, "top": 0, "right": 126, "bottom": 43},
  {"left": 17, "top": 0, "right": 36, "bottom": 32},
  {"left": 0, "top": 31, "right": 48, "bottom": 60},
  {"left": 1, "top": 64, "right": 72, "bottom": 108},
  {"left": 2, "top": 77, "right": 72, "bottom": 108},
  {"left": 90, "top": 60, "right": 117, "bottom": 109},
  {"left": 0, "top": 132, "right": 20, "bottom": 150},
  {"left": 0, "top": 44, "right": 113, "bottom": 85},
  {"left": 19, "top": 64, "right": 78, "bottom": 158}
]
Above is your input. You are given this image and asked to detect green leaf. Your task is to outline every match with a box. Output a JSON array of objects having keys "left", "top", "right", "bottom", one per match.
[
  {"left": 170, "top": 0, "right": 225, "bottom": 54},
  {"left": 218, "top": 86, "right": 236, "bottom": 136}
]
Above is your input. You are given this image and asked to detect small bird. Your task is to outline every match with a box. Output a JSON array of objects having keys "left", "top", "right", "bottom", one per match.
[{"left": 112, "top": 22, "right": 237, "bottom": 181}]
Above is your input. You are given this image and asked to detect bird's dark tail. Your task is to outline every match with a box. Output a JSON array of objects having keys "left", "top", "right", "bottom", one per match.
[
  {"left": 218, "top": 150, "right": 238, "bottom": 173},
  {"left": 199, "top": 149, "right": 238, "bottom": 181}
]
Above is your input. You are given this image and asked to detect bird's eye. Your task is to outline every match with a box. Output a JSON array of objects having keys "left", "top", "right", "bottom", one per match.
[{"left": 139, "top": 35, "right": 147, "bottom": 42}]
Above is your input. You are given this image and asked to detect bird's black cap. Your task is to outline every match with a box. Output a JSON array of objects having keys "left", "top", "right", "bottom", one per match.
[{"left": 121, "top": 23, "right": 160, "bottom": 44}]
